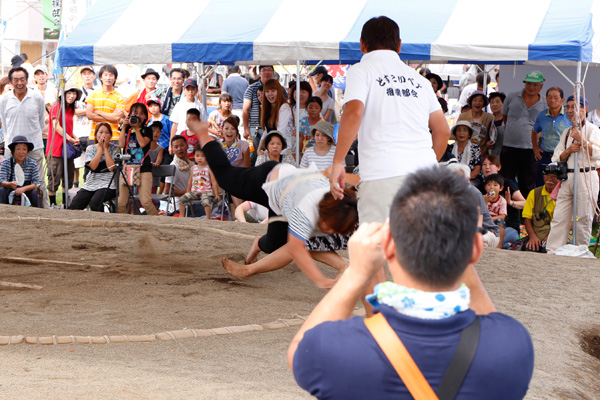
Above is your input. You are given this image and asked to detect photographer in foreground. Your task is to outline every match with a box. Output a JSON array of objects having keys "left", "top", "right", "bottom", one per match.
[
  {"left": 288, "top": 167, "right": 534, "bottom": 399},
  {"left": 69, "top": 123, "right": 119, "bottom": 212},
  {"left": 547, "top": 95, "right": 600, "bottom": 252},
  {"left": 117, "top": 102, "right": 157, "bottom": 215}
]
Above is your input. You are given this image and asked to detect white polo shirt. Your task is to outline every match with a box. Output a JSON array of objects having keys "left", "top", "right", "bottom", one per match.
[
  {"left": 0, "top": 88, "right": 46, "bottom": 150},
  {"left": 170, "top": 98, "right": 207, "bottom": 135},
  {"left": 344, "top": 50, "right": 440, "bottom": 181}
]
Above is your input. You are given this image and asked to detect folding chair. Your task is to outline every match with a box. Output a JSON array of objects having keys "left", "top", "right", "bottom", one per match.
[{"left": 133, "top": 165, "right": 176, "bottom": 213}]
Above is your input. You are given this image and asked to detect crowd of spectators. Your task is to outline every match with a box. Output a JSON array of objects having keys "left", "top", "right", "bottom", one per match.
[{"left": 0, "top": 61, "right": 597, "bottom": 252}]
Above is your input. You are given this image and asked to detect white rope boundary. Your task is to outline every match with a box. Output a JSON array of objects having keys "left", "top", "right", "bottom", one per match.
[
  {"left": 0, "top": 216, "right": 257, "bottom": 240},
  {"left": 0, "top": 309, "right": 365, "bottom": 346}
]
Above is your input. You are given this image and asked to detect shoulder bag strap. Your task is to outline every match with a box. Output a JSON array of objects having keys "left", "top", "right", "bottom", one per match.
[
  {"left": 435, "top": 316, "right": 480, "bottom": 400},
  {"left": 364, "top": 313, "right": 439, "bottom": 400}
]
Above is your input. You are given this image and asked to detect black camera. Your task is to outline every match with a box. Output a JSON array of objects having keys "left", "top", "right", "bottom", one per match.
[
  {"left": 114, "top": 153, "right": 132, "bottom": 163},
  {"left": 544, "top": 162, "right": 568, "bottom": 181},
  {"left": 129, "top": 115, "right": 140, "bottom": 125}
]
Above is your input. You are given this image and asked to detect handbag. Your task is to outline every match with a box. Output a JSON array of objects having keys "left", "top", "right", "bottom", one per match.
[
  {"left": 66, "top": 142, "right": 82, "bottom": 160},
  {"left": 364, "top": 312, "right": 480, "bottom": 400},
  {"left": 122, "top": 128, "right": 148, "bottom": 187}
]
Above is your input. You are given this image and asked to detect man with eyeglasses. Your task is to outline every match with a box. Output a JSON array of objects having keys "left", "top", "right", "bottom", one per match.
[
  {"left": 0, "top": 67, "right": 49, "bottom": 207},
  {"left": 151, "top": 68, "right": 185, "bottom": 117}
]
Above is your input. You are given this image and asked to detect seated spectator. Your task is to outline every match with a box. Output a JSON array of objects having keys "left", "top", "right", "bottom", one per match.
[
  {"left": 255, "top": 131, "right": 295, "bottom": 166},
  {"left": 458, "top": 90, "right": 494, "bottom": 156},
  {"left": 299, "top": 97, "right": 324, "bottom": 153},
  {"left": 181, "top": 109, "right": 202, "bottom": 159},
  {"left": 300, "top": 121, "right": 337, "bottom": 170},
  {"left": 448, "top": 121, "right": 481, "bottom": 182},
  {"left": 179, "top": 145, "right": 220, "bottom": 218},
  {"left": 221, "top": 115, "right": 250, "bottom": 168},
  {"left": 313, "top": 74, "right": 335, "bottom": 122},
  {"left": 289, "top": 166, "right": 534, "bottom": 399},
  {"left": 478, "top": 154, "right": 526, "bottom": 248},
  {"left": 148, "top": 121, "right": 164, "bottom": 191},
  {"left": 165, "top": 135, "right": 194, "bottom": 212},
  {"left": 69, "top": 123, "right": 118, "bottom": 212},
  {"left": 447, "top": 161, "right": 500, "bottom": 247},
  {"left": 208, "top": 93, "right": 233, "bottom": 137},
  {"left": 483, "top": 173, "right": 507, "bottom": 248},
  {"left": 514, "top": 165, "right": 558, "bottom": 252},
  {"left": 0, "top": 136, "right": 40, "bottom": 207},
  {"left": 483, "top": 173, "right": 507, "bottom": 225}
]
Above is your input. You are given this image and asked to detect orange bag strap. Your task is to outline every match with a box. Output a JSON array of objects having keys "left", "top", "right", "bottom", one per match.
[{"left": 364, "top": 313, "right": 439, "bottom": 400}]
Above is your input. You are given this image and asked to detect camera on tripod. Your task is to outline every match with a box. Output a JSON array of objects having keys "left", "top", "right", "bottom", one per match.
[{"left": 114, "top": 153, "right": 132, "bottom": 163}]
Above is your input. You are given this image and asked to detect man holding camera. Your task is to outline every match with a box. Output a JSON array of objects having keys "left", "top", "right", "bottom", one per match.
[
  {"left": 289, "top": 167, "right": 534, "bottom": 399},
  {"left": 546, "top": 95, "right": 600, "bottom": 252}
]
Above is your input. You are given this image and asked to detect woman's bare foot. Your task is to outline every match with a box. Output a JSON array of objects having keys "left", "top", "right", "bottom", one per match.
[
  {"left": 245, "top": 236, "right": 261, "bottom": 265},
  {"left": 222, "top": 258, "right": 251, "bottom": 279}
]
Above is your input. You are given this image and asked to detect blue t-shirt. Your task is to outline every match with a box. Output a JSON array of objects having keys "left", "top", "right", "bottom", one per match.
[
  {"left": 222, "top": 75, "right": 249, "bottom": 109},
  {"left": 294, "top": 305, "right": 534, "bottom": 399},
  {"left": 533, "top": 107, "right": 571, "bottom": 153},
  {"left": 148, "top": 114, "right": 173, "bottom": 150}
]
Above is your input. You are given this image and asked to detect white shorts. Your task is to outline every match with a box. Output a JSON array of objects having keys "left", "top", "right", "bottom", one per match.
[{"left": 357, "top": 175, "right": 407, "bottom": 224}]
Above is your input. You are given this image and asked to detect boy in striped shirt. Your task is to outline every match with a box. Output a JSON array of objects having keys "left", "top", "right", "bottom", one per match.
[{"left": 86, "top": 65, "right": 125, "bottom": 142}]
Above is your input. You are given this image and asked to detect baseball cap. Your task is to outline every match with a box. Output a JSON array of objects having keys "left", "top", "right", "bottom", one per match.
[
  {"left": 80, "top": 66, "right": 95, "bottom": 74},
  {"left": 309, "top": 66, "right": 327, "bottom": 76},
  {"left": 147, "top": 97, "right": 162, "bottom": 107},
  {"left": 34, "top": 65, "right": 48, "bottom": 74},
  {"left": 183, "top": 78, "right": 198, "bottom": 89},
  {"left": 566, "top": 95, "right": 588, "bottom": 107},
  {"left": 523, "top": 71, "right": 544, "bottom": 83}
]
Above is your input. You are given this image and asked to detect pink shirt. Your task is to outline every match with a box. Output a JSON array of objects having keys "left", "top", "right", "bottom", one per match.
[{"left": 488, "top": 196, "right": 507, "bottom": 218}]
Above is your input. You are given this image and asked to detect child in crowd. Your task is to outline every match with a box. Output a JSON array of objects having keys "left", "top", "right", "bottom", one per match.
[
  {"left": 179, "top": 145, "right": 220, "bottom": 218},
  {"left": 169, "top": 78, "right": 206, "bottom": 153},
  {"left": 221, "top": 115, "right": 250, "bottom": 168},
  {"left": 182, "top": 109, "right": 202, "bottom": 159},
  {"left": 208, "top": 93, "right": 233, "bottom": 137},
  {"left": 147, "top": 97, "right": 172, "bottom": 152},
  {"left": 299, "top": 96, "right": 324, "bottom": 152},
  {"left": 484, "top": 173, "right": 507, "bottom": 225},
  {"left": 300, "top": 120, "right": 338, "bottom": 170},
  {"left": 148, "top": 121, "right": 164, "bottom": 192}
]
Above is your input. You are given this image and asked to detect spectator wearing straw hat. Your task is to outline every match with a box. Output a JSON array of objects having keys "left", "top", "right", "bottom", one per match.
[
  {"left": 448, "top": 120, "right": 482, "bottom": 183},
  {"left": 458, "top": 90, "right": 494, "bottom": 156},
  {"left": 0, "top": 135, "right": 40, "bottom": 207}
]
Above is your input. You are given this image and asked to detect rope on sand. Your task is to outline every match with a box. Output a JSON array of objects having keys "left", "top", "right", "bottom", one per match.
[
  {"left": 0, "top": 256, "right": 107, "bottom": 269},
  {"left": 0, "top": 310, "right": 365, "bottom": 346},
  {"left": 0, "top": 216, "right": 257, "bottom": 240}
]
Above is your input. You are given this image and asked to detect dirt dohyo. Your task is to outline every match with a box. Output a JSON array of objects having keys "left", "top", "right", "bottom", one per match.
[{"left": 0, "top": 205, "right": 598, "bottom": 399}]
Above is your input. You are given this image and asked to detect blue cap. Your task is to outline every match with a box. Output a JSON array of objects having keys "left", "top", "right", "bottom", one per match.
[{"left": 566, "top": 95, "right": 588, "bottom": 107}]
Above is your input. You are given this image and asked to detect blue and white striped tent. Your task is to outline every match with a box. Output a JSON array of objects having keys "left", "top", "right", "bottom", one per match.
[{"left": 58, "top": 0, "right": 600, "bottom": 66}]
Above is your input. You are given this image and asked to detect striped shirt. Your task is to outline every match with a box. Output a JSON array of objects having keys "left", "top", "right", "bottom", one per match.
[
  {"left": 81, "top": 143, "right": 120, "bottom": 191},
  {"left": 262, "top": 165, "right": 329, "bottom": 242},
  {"left": 86, "top": 88, "right": 125, "bottom": 141},
  {"left": 300, "top": 146, "right": 340, "bottom": 170},
  {"left": 244, "top": 81, "right": 262, "bottom": 133},
  {"left": 0, "top": 156, "right": 40, "bottom": 185}
]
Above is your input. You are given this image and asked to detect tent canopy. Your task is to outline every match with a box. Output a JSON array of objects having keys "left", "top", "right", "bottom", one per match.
[{"left": 58, "top": 0, "right": 600, "bottom": 67}]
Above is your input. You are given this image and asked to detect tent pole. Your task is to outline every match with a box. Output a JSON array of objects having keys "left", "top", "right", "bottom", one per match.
[
  {"left": 59, "top": 69, "right": 69, "bottom": 208},
  {"left": 296, "top": 59, "right": 300, "bottom": 165},
  {"left": 200, "top": 63, "right": 206, "bottom": 113},
  {"left": 573, "top": 61, "right": 582, "bottom": 244}
]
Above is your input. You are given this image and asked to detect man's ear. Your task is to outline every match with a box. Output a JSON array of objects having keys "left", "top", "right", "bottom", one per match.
[
  {"left": 397, "top": 40, "right": 402, "bottom": 54},
  {"left": 381, "top": 222, "right": 396, "bottom": 261},
  {"left": 359, "top": 39, "right": 367, "bottom": 54},
  {"left": 471, "top": 231, "right": 484, "bottom": 265}
]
